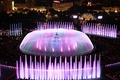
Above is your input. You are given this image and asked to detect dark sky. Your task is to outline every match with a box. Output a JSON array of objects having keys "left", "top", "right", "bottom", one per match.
[
  {"left": 14, "top": 0, "right": 53, "bottom": 6},
  {"left": 14, "top": 0, "right": 26, "bottom": 3}
]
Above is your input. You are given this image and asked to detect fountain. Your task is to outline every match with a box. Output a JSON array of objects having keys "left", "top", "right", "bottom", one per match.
[
  {"left": 81, "top": 23, "right": 117, "bottom": 38},
  {"left": 37, "top": 22, "right": 74, "bottom": 30},
  {"left": 16, "top": 55, "right": 101, "bottom": 79},
  {"left": 19, "top": 28, "right": 94, "bottom": 56},
  {"left": 9, "top": 23, "right": 22, "bottom": 36},
  {"left": 17, "top": 22, "right": 101, "bottom": 79}
]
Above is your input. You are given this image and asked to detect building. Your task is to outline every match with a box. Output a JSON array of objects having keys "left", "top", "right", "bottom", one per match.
[
  {"left": 53, "top": 2, "right": 73, "bottom": 12},
  {"left": 26, "top": 0, "right": 36, "bottom": 8},
  {"left": 73, "top": 0, "right": 84, "bottom": 6},
  {"left": 0, "top": 0, "right": 14, "bottom": 12},
  {"left": 36, "top": 0, "right": 53, "bottom": 7},
  {"left": 102, "top": 7, "right": 120, "bottom": 13},
  {"left": 0, "top": 0, "right": 3, "bottom": 11}
]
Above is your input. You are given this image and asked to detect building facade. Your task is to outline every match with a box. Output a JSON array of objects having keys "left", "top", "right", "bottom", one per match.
[
  {"left": 0, "top": 0, "right": 13, "bottom": 12},
  {"left": 26, "top": 0, "right": 36, "bottom": 8}
]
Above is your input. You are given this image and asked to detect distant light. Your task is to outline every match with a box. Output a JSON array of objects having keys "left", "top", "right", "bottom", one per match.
[
  {"left": 87, "top": 2, "right": 92, "bottom": 6},
  {"left": 115, "top": 10, "right": 117, "bottom": 13},
  {"left": 79, "top": 17, "right": 83, "bottom": 20},
  {"left": 73, "top": 15, "right": 78, "bottom": 19},
  {"left": 54, "top": 0, "right": 60, "bottom": 3},
  {"left": 12, "top": 1, "right": 14, "bottom": 10},
  {"left": 98, "top": 16, "right": 103, "bottom": 19}
]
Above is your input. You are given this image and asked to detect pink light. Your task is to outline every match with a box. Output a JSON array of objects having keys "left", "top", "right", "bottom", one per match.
[
  {"left": 65, "top": 39, "right": 67, "bottom": 43},
  {"left": 60, "top": 47, "right": 63, "bottom": 52},
  {"left": 68, "top": 46, "right": 70, "bottom": 51},
  {"left": 16, "top": 61, "right": 19, "bottom": 79},
  {"left": 54, "top": 0, "right": 60, "bottom": 3},
  {"left": 52, "top": 47, "right": 54, "bottom": 52},
  {"left": 44, "top": 46, "right": 47, "bottom": 51},
  {"left": 73, "top": 45, "right": 76, "bottom": 49},
  {"left": 39, "top": 45, "right": 41, "bottom": 50},
  {"left": 75, "top": 42, "right": 77, "bottom": 48}
]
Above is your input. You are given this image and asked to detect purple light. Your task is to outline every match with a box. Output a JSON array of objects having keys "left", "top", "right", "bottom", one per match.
[
  {"left": 16, "top": 55, "right": 101, "bottom": 79},
  {"left": 0, "top": 64, "right": 0, "bottom": 76},
  {"left": 81, "top": 23, "right": 117, "bottom": 38}
]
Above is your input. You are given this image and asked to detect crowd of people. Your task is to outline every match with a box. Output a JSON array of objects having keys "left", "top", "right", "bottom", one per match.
[
  {"left": 90, "top": 36, "right": 120, "bottom": 65},
  {"left": 0, "top": 36, "right": 23, "bottom": 66}
]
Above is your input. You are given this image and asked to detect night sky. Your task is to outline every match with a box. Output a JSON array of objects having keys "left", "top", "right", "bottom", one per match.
[
  {"left": 14, "top": 0, "right": 52, "bottom": 6},
  {"left": 14, "top": 0, "right": 26, "bottom": 3}
]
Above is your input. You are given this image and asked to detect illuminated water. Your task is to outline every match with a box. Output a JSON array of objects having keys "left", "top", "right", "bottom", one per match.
[
  {"left": 9, "top": 23, "right": 22, "bottom": 36},
  {"left": 81, "top": 23, "right": 117, "bottom": 38},
  {"left": 37, "top": 22, "right": 74, "bottom": 30},
  {"left": 16, "top": 54, "right": 101, "bottom": 79}
]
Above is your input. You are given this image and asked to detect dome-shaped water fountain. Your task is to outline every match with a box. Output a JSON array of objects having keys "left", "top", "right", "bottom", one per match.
[{"left": 20, "top": 28, "right": 94, "bottom": 56}]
